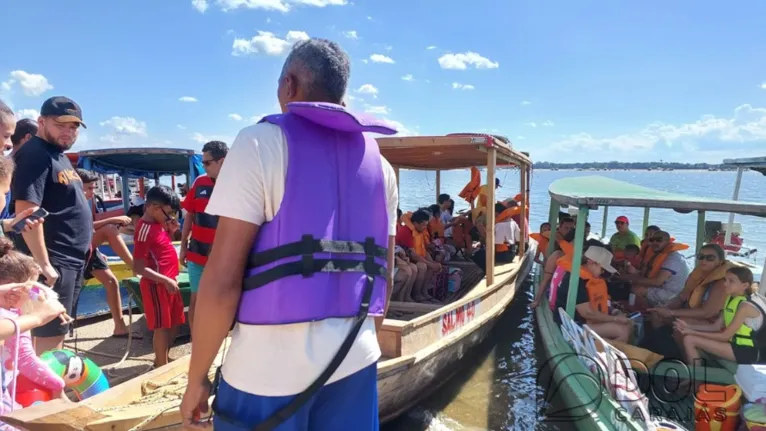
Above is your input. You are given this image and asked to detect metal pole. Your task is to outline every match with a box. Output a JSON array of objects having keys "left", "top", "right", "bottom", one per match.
[
  {"left": 724, "top": 167, "right": 744, "bottom": 247},
  {"left": 601, "top": 206, "right": 609, "bottom": 239},
  {"left": 435, "top": 170, "right": 441, "bottom": 202},
  {"left": 519, "top": 164, "right": 527, "bottom": 259},
  {"left": 696, "top": 211, "right": 706, "bottom": 253},
  {"left": 642, "top": 207, "right": 650, "bottom": 235},
  {"left": 547, "top": 198, "right": 559, "bottom": 257},
  {"left": 566, "top": 205, "right": 590, "bottom": 318}
]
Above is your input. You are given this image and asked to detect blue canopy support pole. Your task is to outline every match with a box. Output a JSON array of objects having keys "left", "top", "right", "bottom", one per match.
[
  {"left": 696, "top": 210, "right": 706, "bottom": 253},
  {"left": 601, "top": 205, "right": 609, "bottom": 239},
  {"left": 188, "top": 155, "right": 198, "bottom": 185},
  {"left": 546, "top": 198, "right": 559, "bottom": 257},
  {"left": 121, "top": 170, "right": 130, "bottom": 214},
  {"left": 642, "top": 207, "right": 650, "bottom": 235},
  {"left": 566, "top": 205, "right": 589, "bottom": 318}
]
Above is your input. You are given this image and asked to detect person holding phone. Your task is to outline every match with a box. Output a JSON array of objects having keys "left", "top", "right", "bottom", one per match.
[{"left": 11, "top": 96, "right": 93, "bottom": 355}]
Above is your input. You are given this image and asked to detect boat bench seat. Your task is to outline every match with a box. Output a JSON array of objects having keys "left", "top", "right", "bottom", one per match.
[{"left": 700, "top": 351, "right": 738, "bottom": 374}]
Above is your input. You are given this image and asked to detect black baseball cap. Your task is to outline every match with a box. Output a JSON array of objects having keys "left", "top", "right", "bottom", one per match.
[{"left": 40, "top": 96, "right": 86, "bottom": 128}]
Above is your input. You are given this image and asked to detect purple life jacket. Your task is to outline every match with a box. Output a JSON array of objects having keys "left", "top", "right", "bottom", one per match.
[{"left": 238, "top": 102, "right": 398, "bottom": 325}]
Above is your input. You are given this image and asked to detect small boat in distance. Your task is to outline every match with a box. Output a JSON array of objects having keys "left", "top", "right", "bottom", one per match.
[{"left": 3, "top": 133, "right": 535, "bottom": 430}]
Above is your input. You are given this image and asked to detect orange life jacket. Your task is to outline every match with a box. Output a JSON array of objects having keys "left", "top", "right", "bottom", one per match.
[
  {"left": 458, "top": 167, "right": 481, "bottom": 206},
  {"left": 681, "top": 260, "right": 736, "bottom": 309},
  {"left": 642, "top": 242, "right": 689, "bottom": 278},
  {"left": 497, "top": 206, "right": 521, "bottom": 223},
  {"left": 558, "top": 257, "right": 609, "bottom": 314},
  {"left": 428, "top": 216, "right": 445, "bottom": 239},
  {"left": 530, "top": 232, "right": 549, "bottom": 256},
  {"left": 638, "top": 236, "right": 677, "bottom": 269},
  {"left": 401, "top": 212, "right": 430, "bottom": 257}
]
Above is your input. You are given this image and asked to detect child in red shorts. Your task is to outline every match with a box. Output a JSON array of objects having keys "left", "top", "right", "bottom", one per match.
[{"left": 132, "top": 185, "right": 184, "bottom": 368}]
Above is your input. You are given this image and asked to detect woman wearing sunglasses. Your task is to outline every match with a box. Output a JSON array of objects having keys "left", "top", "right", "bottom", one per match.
[{"left": 648, "top": 244, "right": 733, "bottom": 333}]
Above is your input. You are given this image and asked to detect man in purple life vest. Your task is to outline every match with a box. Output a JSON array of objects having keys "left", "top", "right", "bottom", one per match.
[{"left": 180, "top": 38, "right": 400, "bottom": 431}]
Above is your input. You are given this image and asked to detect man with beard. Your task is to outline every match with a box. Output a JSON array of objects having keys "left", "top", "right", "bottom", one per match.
[{"left": 12, "top": 96, "right": 93, "bottom": 354}]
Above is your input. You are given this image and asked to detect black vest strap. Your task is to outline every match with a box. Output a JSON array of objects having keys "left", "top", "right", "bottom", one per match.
[
  {"left": 247, "top": 234, "right": 387, "bottom": 270},
  {"left": 213, "top": 235, "right": 386, "bottom": 431}
]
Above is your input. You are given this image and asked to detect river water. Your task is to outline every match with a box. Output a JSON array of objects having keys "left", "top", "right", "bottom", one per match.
[{"left": 383, "top": 168, "right": 766, "bottom": 431}]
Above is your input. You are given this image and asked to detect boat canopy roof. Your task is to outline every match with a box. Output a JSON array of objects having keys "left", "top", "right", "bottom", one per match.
[
  {"left": 549, "top": 176, "right": 766, "bottom": 217},
  {"left": 377, "top": 133, "right": 531, "bottom": 170},
  {"left": 77, "top": 147, "right": 203, "bottom": 178},
  {"left": 722, "top": 156, "right": 766, "bottom": 176}
]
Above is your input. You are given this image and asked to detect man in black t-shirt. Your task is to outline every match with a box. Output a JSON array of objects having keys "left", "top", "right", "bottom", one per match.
[{"left": 12, "top": 96, "right": 93, "bottom": 354}]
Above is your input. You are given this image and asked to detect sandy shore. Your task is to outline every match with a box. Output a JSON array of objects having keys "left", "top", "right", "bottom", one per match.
[{"left": 66, "top": 311, "right": 192, "bottom": 388}]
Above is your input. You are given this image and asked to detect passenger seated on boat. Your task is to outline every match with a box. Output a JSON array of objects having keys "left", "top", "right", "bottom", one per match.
[
  {"left": 437, "top": 195, "right": 472, "bottom": 258},
  {"left": 620, "top": 230, "right": 690, "bottom": 309},
  {"left": 648, "top": 244, "right": 732, "bottom": 331},
  {"left": 529, "top": 222, "right": 551, "bottom": 265},
  {"left": 428, "top": 204, "right": 457, "bottom": 261},
  {"left": 675, "top": 266, "right": 766, "bottom": 365},
  {"left": 392, "top": 246, "right": 417, "bottom": 302},
  {"left": 470, "top": 203, "right": 520, "bottom": 275},
  {"left": 555, "top": 246, "right": 633, "bottom": 342},
  {"left": 529, "top": 230, "right": 576, "bottom": 309},
  {"left": 637, "top": 225, "right": 661, "bottom": 269},
  {"left": 77, "top": 169, "right": 133, "bottom": 338},
  {"left": 396, "top": 209, "right": 442, "bottom": 303},
  {"left": 622, "top": 244, "right": 641, "bottom": 270},
  {"left": 557, "top": 217, "right": 575, "bottom": 245},
  {"left": 609, "top": 216, "right": 642, "bottom": 258}
]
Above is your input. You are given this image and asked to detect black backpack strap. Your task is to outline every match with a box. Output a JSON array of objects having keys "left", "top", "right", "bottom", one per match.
[{"left": 212, "top": 237, "right": 383, "bottom": 430}]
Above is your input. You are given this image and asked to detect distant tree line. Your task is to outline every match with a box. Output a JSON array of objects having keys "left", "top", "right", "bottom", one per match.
[{"left": 532, "top": 161, "right": 730, "bottom": 170}]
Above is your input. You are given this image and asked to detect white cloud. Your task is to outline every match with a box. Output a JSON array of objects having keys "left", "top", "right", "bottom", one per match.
[
  {"left": 192, "top": 0, "right": 209, "bottom": 12},
  {"left": 384, "top": 118, "right": 417, "bottom": 137},
  {"left": 521, "top": 100, "right": 532, "bottom": 106},
  {"left": 452, "top": 82, "right": 475, "bottom": 90},
  {"left": 100, "top": 116, "right": 148, "bottom": 136},
  {"left": 401, "top": 74, "right": 414, "bottom": 81},
  {"left": 541, "top": 120, "right": 555, "bottom": 127},
  {"left": 232, "top": 30, "right": 309, "bottom": 56},
  {"left": 2, "top": 71, "right": 53, "bottom": 97},
  {"left": 516, "top": 136, "right": 527, "bottom": 140},
  {"left": 15, "top": 109, "right": 39, "bottom": 120},
  {"left": 191, "top": 132, "right": 234, "bottom": 144},
  {"left": 343, "top": 30, "right": 358, "bottom": 39},
  {"left": 215, "top": 0, "right": 346, "bottom": 13},
  {"left": 426, "top": 46, "right": 437, "bottom": 50},
  {"left": 384, "top": 45, "right": 393, "bottom": 51},
  {"left": 361, "top": 59, "right": 369, "bottom": 64},
  {"left": 550, "top": 104, "right": 766, "bottom": 158},
  {"left": 250, "top": 114, "right": 266, "bottom": 123},
  {"left": 177, "top": 125, "right": 187, "bottom": 130},
  {"left": 364, "top": 105, "right": 389, "bottom": 115},
  {"left": 524, "top": 122, "right": 537, "bottom": 128},
  {"left": 179, "top": 96, "right": 198, "bottom": 103},
  {"left": 228, "top": 113, "right": 243, "bottom": 121},
  {"left": 355, "top": 84, "right": 378, "bottom": 98},
  {"left": 367, "top": 16, "right": 372, "bottom": 20},
  {"left": 438, "top": 52, "right": 499, "bottom": 70},
  {"left": 369, "top": 54, "right": 395, "bottom": 64},
  {"left": 760, "top": 82, "right": 766, "bottom": 90}
]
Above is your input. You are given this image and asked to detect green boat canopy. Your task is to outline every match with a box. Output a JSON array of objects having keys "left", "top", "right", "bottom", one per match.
[{"left": 548, "top": 175, "right": 766, "bottom": 217}]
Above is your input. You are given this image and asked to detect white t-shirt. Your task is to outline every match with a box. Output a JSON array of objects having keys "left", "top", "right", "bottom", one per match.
[
  {"left": 495, "top": 219, "right": 520, "bottom": 245},
  {"left": 206, "top": 122, "right": 399, "bottom": 397},
  {"left": 441, "top": 210, "right": 453, "bottom": 237}
]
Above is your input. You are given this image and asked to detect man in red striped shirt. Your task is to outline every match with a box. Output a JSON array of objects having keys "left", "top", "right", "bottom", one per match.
[{"left": 179, "top": 140, "right": 228, "bottom": 331}]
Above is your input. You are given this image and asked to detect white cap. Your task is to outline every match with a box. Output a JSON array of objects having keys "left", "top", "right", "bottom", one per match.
[
  {"left": 130, "top": 195, "right": 145, "bottom": 207},
  {"left": 584, "top": 246, "right": 617, "bottom": 274}
]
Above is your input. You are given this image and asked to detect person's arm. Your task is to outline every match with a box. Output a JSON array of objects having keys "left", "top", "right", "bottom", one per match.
[
  {"left": 93, "top": 216, "right": 131, "bottom": 230},
  {"left": 179, "top": 184, "right": 196, "bottom": 260},
  {"left": 531, "top": 255, "right": 559, "bottom": 307},
  {"left": 690, "top": 305, "right": 757, "bottom": 341},
  {"left": 685, "top": 315, "right": 724, "bottom": 332},
  {"left": 667, "top": 282, "right": 727, "bottom": 320},
  {"left": 186, "top": 125, "right": 273, "bottom": 390},
  {"left": 16, "top": 200, "right": 52, "bottom": 267},
  {"left": 10, "top": 330, "right": 66, "bottom": 393},
  {"left": 631, "top": 268, "right": 673, "bottom": 288}
]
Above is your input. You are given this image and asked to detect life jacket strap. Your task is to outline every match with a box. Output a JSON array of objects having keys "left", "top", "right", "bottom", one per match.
[{"left": 247, "top": 234, "right": 388, "bottom": 270}]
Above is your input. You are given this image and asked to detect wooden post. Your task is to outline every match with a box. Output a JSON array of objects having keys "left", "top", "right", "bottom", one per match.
[
  {"left": 601, "top": 206, "right": 609, "bottom": 239},
  {"left": 435, "top": 170, "right": 441, "bottom": 202},
  {"left": 547, "top": 199, "right": 559, "bottom": 257},
  {"left": 486, "top": 147, "right": 497, "bottom": 285},
  {"left": 696, "top": 210, "right": 706, "bottom": 253},
  {"left": 642, "top": 207, "right": 651, "bottom": 235},
  {"left": 519, "top": 164, "right": 527, "bottom": 259}
]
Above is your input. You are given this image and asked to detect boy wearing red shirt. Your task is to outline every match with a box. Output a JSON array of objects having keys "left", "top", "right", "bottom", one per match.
[{"left": 133, "top": 185, "right": 184, "bottom": 368}]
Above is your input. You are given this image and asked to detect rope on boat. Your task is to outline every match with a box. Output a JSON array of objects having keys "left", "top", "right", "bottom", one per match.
[{"left": 65, "top": 293, "right": 154, "bottom": 379}]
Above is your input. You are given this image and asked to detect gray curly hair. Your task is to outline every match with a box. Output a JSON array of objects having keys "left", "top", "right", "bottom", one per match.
[{"left": 281, "top": 38, "right": 350, "bottom": 104}]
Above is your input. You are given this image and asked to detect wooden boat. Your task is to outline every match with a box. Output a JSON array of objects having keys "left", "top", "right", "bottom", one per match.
[
  {"left": 3, "top": 133, "right": 535, "bottom": 430},
  {"left": 535, "top": 175, "right": 766, "bottom": 430}
]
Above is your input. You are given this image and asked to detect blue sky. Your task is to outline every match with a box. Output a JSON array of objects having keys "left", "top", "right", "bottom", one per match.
[{"left": 2, "top": 0, "right": 765, "bottom": 163}]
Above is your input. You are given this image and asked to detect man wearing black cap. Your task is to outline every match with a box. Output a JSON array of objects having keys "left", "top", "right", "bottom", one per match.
[{"left": 12, "top": 96, "right": 93, "bottom": 354}]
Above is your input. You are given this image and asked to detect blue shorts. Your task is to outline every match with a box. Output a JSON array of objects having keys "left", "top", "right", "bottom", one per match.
[
  {"left": 187, "top": 261, "right": 204, "bottom": 293},
  {"left": 212, "top": 363, "right": 379, "bottom": 431}
]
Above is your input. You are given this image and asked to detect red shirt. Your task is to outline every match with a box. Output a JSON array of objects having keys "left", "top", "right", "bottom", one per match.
[
  {"left": 134, "top": 219, "right": 179, "bottom": 288},
  {"left": 182, "top": 175, "right": 218, "bottom": 265},
  {"left": 396, "top": 225, "right": 414, "bottom": 249}
]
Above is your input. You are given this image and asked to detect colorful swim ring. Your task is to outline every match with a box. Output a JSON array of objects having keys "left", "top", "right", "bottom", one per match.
[{"left": 40, "top": 349, "right": 110, "bottom": 400}]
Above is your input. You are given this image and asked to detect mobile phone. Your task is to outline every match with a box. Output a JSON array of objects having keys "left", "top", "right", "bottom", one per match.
[
  {"left": 11, "top": 208, "right": 49, "bottom": 234},
  {"left": 628, "top": 312, "right": 642, "bottom": 320}
]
